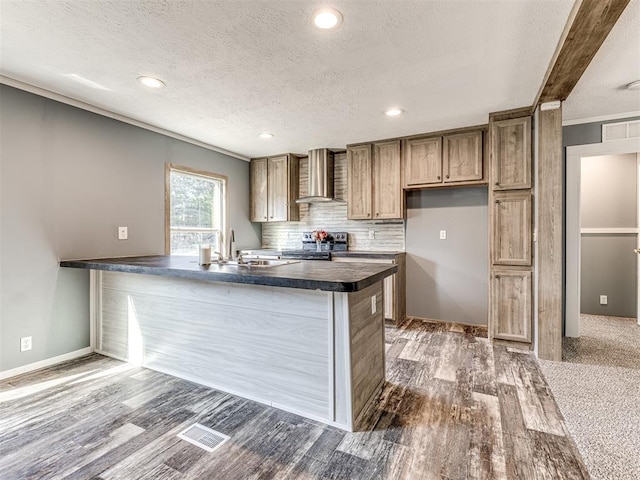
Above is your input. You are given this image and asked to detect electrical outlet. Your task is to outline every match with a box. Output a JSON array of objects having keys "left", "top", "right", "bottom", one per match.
[
  {"left": 118, "top": 226, "right": 128, "bottom": 240},
  {"left": 368, "top": 230, "right": 375, "bottom": 240},
  {"left": 371, "top": 295, "right": 377, "bottom": 314},
  {"left": 440, "top": 230, "right": 447, "bottom": 240},
  {"left": 21, "top": 336, "right": 32, "bottom": 352},
  {"left": 599, "top": 295, "right": 608, "bottom": 305}
]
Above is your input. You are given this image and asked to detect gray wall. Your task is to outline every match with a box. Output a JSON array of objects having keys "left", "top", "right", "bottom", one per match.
[
  {"left": 0, "top": 85, "right": 260, "bottom": 373},
  {"left": 581, "top": 235, "right": 637, "bottom": 317},
  {"left": 405, "top": 187, "right": 488, "bottom": 325},
  {"left": 581, "top": 154, "right": 637, "bottom": 229},
  {"left": 580, "top": 153, "right": 637, "bottom": 317}
]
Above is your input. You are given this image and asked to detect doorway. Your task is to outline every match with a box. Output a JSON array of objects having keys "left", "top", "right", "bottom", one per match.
[{"left": 566, "top": 137, "right": 640, "bottom": 337}]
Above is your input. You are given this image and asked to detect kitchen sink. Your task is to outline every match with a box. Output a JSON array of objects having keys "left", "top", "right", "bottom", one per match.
[{"left": 217, "top": 259, "right": 300, "bottom": 268}]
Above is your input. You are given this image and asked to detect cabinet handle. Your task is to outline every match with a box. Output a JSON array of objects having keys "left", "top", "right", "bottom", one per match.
[
  {"left": 494, "top": 182, "right": 499, "bottom": 186},
  {"left": 445, "top": 174, "right": 450, "bottom": 179},
  {"left": 437, "top": 175, "right": 441, "bottom": 180},
  {"left": 495, "top": 200, "right": 500, "bottom": 204},
  {"left": 495, "top": 274, "right": 500, "bottom": 279},
  {"left": 376, "top": 212, "right": 380, "bottom": 216},
  {"left": 270, "top": 216, "right": 273, "bottom": 219}
]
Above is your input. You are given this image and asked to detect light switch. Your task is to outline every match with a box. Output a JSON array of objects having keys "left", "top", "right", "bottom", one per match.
[
  {"left": 600, "top": 295, "right": 608, "bottom": 305},
  {"left": 439, "top": 230, "right": 447, "bottom": 240},
  {"left": 118, "top": 226, "right": 128, "bottom": 240}
]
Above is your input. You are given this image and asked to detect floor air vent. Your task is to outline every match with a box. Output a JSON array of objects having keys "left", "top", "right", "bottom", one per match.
[{"left": 177, "top": 423, "right": 230, "bottom": 453}]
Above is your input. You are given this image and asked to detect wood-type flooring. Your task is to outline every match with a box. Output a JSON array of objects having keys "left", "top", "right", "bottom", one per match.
[{"left": 0, "top": 317, "right": 589, "bottom": 479}]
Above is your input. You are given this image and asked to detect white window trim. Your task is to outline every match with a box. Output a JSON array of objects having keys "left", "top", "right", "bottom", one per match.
[{"left": 165, "top": 163, "right": 228, "bottom": 255}]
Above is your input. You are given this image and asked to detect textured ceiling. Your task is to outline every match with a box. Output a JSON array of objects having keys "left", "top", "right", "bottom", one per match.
[
  {"left": 1, "top": 0, "right": 576, "bottom": 158},
  {"left": 563, "top": 0, "right": 640, "bottom": 122}
]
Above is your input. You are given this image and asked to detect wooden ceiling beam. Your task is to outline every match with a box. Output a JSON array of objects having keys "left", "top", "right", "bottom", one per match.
[{"left": 535, "top": 0, "right": 631, "bottom": 105}]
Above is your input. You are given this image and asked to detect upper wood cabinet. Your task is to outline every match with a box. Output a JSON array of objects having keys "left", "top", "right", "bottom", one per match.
[
  {"left": 491, "top": 269, "right": 532, "bottom": 343},
  {"left": 250, "top": 154, "right": 299, "bottom": 222},
  {"left": 373, "top": 140, "right": 403, "bottom": 219},
  {"left": 403, "top": 137, "right": 442, "bottom": 186},
  {"left": 492, "top": 191, "right": 532, "bottom": 266},
  {"left": 403, "top": 130, "right": 484, "bottom": 188},
  {"left": 347, "top": 145, "right": 373, "bottom": 219},
  {"left": 347, "top": 141, "right": 403, "bottom": 220},
  {"left": 443, "top": 131, "right": 483, "bottom": 183},
  {"left": 491, "top": 117, "right": 531, "bottom": 190},
  {"left": 250, "top": 158, "right": 268, "bottom": 222}
]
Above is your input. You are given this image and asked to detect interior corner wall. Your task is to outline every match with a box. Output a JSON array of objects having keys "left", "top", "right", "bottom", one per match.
[
  {"left": 0, "top": 84, "right": 260, "bottom": 373},
  {"left": 405, "top": 187, "right": 488, "bottom": 326}
]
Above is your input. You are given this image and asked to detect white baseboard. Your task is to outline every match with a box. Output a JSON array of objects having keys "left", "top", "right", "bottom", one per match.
[
  {"left": 0, "top": 346, "right": 94, "bottom": 381},
  {"left": 94, "top": 349, "right": 128, "bottom": 363}
]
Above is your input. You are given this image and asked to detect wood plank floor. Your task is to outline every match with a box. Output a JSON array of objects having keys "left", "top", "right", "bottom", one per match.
[{"left": 0, "top": 317, "right": 589, "bottom": 479}]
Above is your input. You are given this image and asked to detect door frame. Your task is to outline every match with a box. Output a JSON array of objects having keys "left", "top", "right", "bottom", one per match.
[{"left": 566, "top": 137, "right": 640, "bottom": 337}]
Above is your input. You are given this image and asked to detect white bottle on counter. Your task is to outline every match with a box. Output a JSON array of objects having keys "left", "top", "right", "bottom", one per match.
[{"left": 199, "top": 244, "right": 212, "bottom": 265}]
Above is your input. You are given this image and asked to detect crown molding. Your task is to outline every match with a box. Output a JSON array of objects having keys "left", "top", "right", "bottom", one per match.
[{"left": 0, "top": 75, "right": 250, "bottom": 161}]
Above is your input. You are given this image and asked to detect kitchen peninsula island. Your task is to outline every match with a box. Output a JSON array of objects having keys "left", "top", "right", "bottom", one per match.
[{"left": 61, "top": 255, "right": 396, "bottom": 431}]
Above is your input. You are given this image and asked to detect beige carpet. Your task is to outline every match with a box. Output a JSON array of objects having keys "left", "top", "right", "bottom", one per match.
[{"left": 539, "top": 314, "right": 640, "bottom": 480}]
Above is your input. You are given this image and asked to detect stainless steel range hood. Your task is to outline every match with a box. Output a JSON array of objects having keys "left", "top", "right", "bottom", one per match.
[{"left": 296, "top": 149, "right": 344, "bottom": 203}]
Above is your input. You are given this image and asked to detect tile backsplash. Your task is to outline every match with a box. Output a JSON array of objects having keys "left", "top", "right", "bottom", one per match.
[{"left": 261, "top": 152, "right": 405, "bottom": 251}]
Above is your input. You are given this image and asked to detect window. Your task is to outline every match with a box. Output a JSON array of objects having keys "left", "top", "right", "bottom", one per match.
[{"left": 166, "top": 164, "right": 227, "bottom": 256}]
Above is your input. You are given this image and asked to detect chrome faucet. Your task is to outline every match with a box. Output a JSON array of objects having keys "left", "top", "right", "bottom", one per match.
[{"left": 228, "top": 228, "right": 236, "bottom": 259}]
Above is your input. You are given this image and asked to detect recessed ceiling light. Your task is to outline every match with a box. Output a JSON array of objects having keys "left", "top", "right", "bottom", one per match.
[
  {"left": 385, "top": 108, "right": 404, "bottom": 117},
  {"left": 627, "top": 80, "right": 640, "bottom": 90},
  {"left": 137, "top": 76, "right": 165, "bottom": 88},
  {"left": 259, "top": 132, "right": 274, "bottom": 139},
  {"left": 312, "top": 8, "right": 343, "bottom": 29}
]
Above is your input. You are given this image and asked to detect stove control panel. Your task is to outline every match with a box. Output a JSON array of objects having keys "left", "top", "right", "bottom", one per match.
[{"left": 302, "top": 232, "right": 348, "bottom": 243}]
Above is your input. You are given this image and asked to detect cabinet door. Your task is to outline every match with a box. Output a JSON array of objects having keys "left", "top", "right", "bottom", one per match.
[
  {"left": 373, "top": 140, "right": 403, "bottom": 219},
  {"left": 267, "top": 155, "right": 289, "bottom": 222},
  {"left": 491, "top": 117, "right": 531, "bottom": 190},
  {"left": 491, "top": 269, "right": 532, "bottom": 343},
  {"left": 443, "top": 131, "right": 483, "bottom": 183},
  {"left": 347, "top": 145, "right": 372, "bottom": 219},
  {"left": 403, "top": 137, "right": 442, "bottom": 186},
  {"left": 492, "top": 191, "right": 532, "bottom": 266},
  {"left": 250, "top": 158, "right": 268, "bottom": 222}
]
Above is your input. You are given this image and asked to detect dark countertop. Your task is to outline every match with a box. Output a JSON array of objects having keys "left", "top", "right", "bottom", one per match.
[{"left": 60, "top": 255, "right": 397, "bottom": 293}]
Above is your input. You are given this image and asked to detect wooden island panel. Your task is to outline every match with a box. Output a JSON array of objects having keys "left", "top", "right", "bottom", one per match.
[
  {"left": 348, "top": 282, "right": 385, "bottom": 422},
  {"left": 95, "top": 270, "right": 386, "bottom": 432}
]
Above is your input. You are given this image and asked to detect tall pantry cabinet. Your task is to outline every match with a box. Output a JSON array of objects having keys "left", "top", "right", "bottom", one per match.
[{"left": 489, "top": 116, "right": 534, "bottom": 345}]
